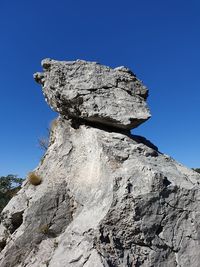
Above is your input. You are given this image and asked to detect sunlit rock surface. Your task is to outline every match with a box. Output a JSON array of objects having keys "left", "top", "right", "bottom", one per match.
[
  {"left": 34, "top": 59, "right": 150, "bottom": 130},
  {"left": 0, "top": 60, "right": 200, "bottom": 267}
]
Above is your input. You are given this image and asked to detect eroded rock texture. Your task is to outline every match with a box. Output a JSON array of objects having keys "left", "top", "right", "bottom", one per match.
[
  {"left": 34, "top": 59, "right": 150, "bottom": 129},
  {"left": 0, "top": 60, "right": 200, "bottom": 267}
]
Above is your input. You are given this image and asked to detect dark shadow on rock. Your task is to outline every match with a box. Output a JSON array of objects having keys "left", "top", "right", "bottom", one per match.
[
  {"left": 66, "top": 116, "right": 131, "bottom": 135},
  {"left": 67, "top": 116, "right": 160, "bottom": 153},
  {"left": 130, "top": 134, "right": 159, "bottom": 152}
]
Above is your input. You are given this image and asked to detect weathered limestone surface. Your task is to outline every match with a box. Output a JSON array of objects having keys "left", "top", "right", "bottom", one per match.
[
  {"left": 0, "top": 60, "right": 200, "bottom": 267},
  {"left": 34, "top": 59, "right": 150, "bottom": 129}
]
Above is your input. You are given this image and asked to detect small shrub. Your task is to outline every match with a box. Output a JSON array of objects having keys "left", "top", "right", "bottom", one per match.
[
  {"left": 38, "top": 119, "right": 58, "bottom": 152},
  {"left": 38, "top": 224, "right": 49, "bottom": 235},
  {"left": 28, "top": 172, "right": 42, "bottom": 186},
  {"left": 50, "top": 119, "right": 58, "bottom": 131}
]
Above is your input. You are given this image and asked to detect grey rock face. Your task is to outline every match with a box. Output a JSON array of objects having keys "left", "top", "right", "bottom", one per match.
[
  {"left": 34, "top": 59, "right": 150, "bottom": 129},
  {"left": 0, "top": 60, "right": 200, "bottom": 267}
]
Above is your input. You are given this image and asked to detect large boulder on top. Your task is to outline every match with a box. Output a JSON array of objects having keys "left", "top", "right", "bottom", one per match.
[{"left": 34, "top": 59, "right": 150, "bottom": 130}]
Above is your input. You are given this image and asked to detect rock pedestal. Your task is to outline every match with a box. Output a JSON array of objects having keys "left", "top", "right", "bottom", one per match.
[{"left": 0, "top": 60, "right": 200, "bottom": 267}]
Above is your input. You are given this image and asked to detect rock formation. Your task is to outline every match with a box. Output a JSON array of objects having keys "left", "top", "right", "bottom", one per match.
[
  {"left": 0, "top": 59, "right": 200, "bottom": 267},
  {"left": 34, "top": 59, "right": 150, "bottom": 130}
]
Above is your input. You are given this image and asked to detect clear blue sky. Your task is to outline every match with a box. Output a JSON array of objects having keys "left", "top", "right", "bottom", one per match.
[{"left": 0, "top": 0, "right": 199, "bottom": 178}]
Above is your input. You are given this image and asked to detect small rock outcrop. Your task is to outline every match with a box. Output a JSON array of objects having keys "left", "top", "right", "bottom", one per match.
[{"left": 0, "top": 59, "right": 200, "bottom": 267}]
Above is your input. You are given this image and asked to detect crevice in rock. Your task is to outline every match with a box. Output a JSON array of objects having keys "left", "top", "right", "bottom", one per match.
[
  {"left": 163, "top": 177, "right": 171, "bottom": 187},
  {"left": 68, "top": 116, "right": 131, "bottom": 134},
  {"left": 165, "top": 201, "right": 189, "bottom": 212},
  {"left": 10, "top": 211, "right": 24, "bottom": 234},
  {"left": 0, "top": 239, "right": 6, "bottom": 251},
  {"left": 69, "top": 254, "right": 83, "bottom": 263},
  {"left": 107, "top": 259, "right": 116, "bottom": 267},
  {"left": 82, "top": 254, "right": 91, "bottom": 266},
  {"left": 135, "top": 258, "right": 142, "bottom": 267},
  {"left": 99, "top": 228, "right": 111, "bottom": 244},
  {"left": 132, "top": 241, "right": 154, "bottom": 251},
  {"left": 155, "top": 225, "right": 163, "bottom": 236},
  {"left": 126, "top": 182, "right": 133, "bottom": 194}
]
